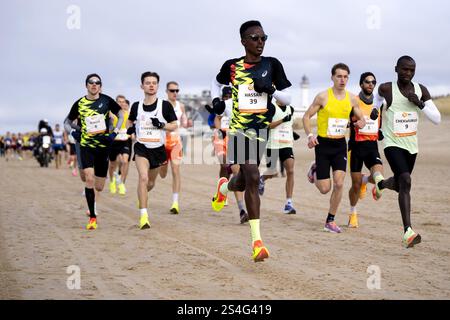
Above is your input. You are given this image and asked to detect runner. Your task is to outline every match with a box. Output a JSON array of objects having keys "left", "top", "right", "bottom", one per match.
[
  {"left": 373, "top": 56, "right": 441, "bottom": 247},
  {"left": 52, "top": 124, "right": 65, "bottom": 169},
  {"left": 259, "top": 101, "right": 297, "bottom": 215},
  {"left": 210, "top": 20, "right": 292, "bottom": 262},
  {"left": 108, "top": 95, "right": 132, "bottom": 195},
  {"left": 214, "top": 86, "right": 249, "bottom": 224},
  {"left": 302, "top": 63, "right": 365, "bottom": 233},
  {"left": 127, "top": 71, "right": 178, "bottom": 229},
  {"left": 347, "top": 72, "right": 385, "bottom": 228},
  {"left": 4, "top": 132, "right": 13, "bottom": 162},
  {"left": 65, "top": 73, "right": 124, "bottom": 230},
  {"left": 159, "top": 81, "right": 188, "bottom": 214}
]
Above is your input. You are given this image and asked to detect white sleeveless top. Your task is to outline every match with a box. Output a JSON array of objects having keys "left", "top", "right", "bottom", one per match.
[
  {"left": 136, "top": 99, "right": 166, "bottom": 149},
  {"left": 268, "top": 105, "right": 294, "bottom": 149},
  {"left": 53, "top": 130, "right": 64, "bottom": 145}
]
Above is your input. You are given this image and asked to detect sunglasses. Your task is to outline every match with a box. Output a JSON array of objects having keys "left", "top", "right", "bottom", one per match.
[
  {"left": 168, "top": 89, "right": 179, "bottom": 93},
  {"left": 88, "top": 80, "right": 102, "bottom": 85},
  {"left": 364, "top": 80, "right": 377, "bottom": 85},
  {"left": 246, "top": 34, "right": 268, "bottom": 42}
]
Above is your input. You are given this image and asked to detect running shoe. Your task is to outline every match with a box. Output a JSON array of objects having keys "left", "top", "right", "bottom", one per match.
[
  {"left": 170, "top": 202, "right": 179, "bottom": 214},
  {"left": 139, "top": 213, "right": 151, "bottom": 230},
  {"left": 348, "top": 213, "right": 359, "bottom": 228},
  {"left": 324, "top": 221, "right": 342, "bottom": 233},
  {"left": 71, "top": 168, "right": 78, "bottom": 177},
  {"left": 109, "top": 178, "right": 116, "bottom": 194},
  {"left": 402, "top": 227, "right": 421, "bottom": 248},
  {"left": 86, "top": 217, "right": 97, "bottom": 230},
  {"left": 359, "top": 174, "right": 367, "bottom": 199},
  {"left": 372, "top": 182, "right": 383, "bottom": 201},
  {"left": 118, "top": 183, "right": 126, "bottom": 195},
  {"left": 307, "top": 161, "right": 316, "bottom": 184},
  {"left": 252, "top": 240, "right": 269, "bottom": 262},
  {"left": 239, "top": 209, "right": 249, "bottom": 224},
  {"left": 258, "top": 176, "right": 265, "bottom": 196},
  {"left": 283, "top": 204, "right": 296, "bottom": 215},
  {"left": 211, "top": 177, "right": 228, "bottom": 212}
]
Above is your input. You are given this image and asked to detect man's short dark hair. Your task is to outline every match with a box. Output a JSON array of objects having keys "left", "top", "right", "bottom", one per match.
[
  {"left": 359, "top": 72, "right": 376, "bottom": 85},
  {"left": 85, "top": 73, "right": 102, "bottom": 86},
  {"left": 240, "top": 20, "right": 262, "bottom": 38},
  {"left": 141, "top": 72, "right": 160, "bottom": 84},
  {"left": 397, "top": 55, "right": 415, "bottom": 66},
  {"left": 166, "top": 81, "right": 179, "bottom": 89},
  {"left": 331, "top": 63, "right": 350, "bottom": 76}
]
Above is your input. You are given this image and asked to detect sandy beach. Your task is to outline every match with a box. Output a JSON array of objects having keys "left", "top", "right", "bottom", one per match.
[{"left": 1, "top": 117, "right": 449, "bottom": 300}]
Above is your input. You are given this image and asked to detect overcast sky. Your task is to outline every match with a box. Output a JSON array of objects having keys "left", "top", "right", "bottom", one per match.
[{"left": 1, "top": 0, "right": 449, "bottom": 134}]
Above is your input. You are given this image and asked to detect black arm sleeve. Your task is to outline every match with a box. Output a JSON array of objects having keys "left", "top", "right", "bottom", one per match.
[
  {"left": 216, "top": 59, "right": 235, "bottom": 85},
  {"left": 162, "top": 101, "right": 178, "bottom": 123},
  {"left": 128, "top": 102, "right": 139, "bottom": 122},
  {"left": 67, "top": 99, "right": 80, "bottom": 121},
  {"left": 271, "top": 58, "right": 292, "bottom": 91}
]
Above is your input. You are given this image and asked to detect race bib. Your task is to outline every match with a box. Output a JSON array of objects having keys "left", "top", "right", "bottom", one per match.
[
  {"left": 138, "top": 117, "right": 162, "bottom": 142},
  {"left": 359, "top": 116, "right": 379, "bottom": 135},
  {"left": 393, "top": 112, "right": 418, "bottom": 137},
  {"left": 327, "top": 118, "right": 348, "bottom": 138},
  {"left": 238, "top": 84, "right": 268, "bottom": 113},
  {"left": 220, "top": 116, "right": 230, "bottom": 130},
  {"left": 85, "top": 114, "right": 106, "bottom": 134},
  {"left": 55, "top": 137, "right": 63, "bottom": 144},
  {"left": 43, "top": 136, "right": 51, "bottom": 145},
  {"left": 115, "top": 128, "right": 129, "bottom": 141},
  {"left": 273, "top": 123, "right": 293, "bottom": 143}
]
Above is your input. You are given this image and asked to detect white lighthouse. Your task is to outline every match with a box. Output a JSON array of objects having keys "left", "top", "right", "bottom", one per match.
[{"left": 301, "top": 75, "right": 310, "bottom": 111}]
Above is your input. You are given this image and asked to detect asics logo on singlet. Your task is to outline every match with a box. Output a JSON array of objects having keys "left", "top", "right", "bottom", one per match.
[
  {"left": 98, "top": 103, "right": 103, "bottom": 109},
  {"left": 344, "top": 157, "right": 347, "bottom": 161},
  {"left": 262, "top": 70, "right": 268, "bottom": 78},
  {"left": 377, "top": 157, "right": 382, "bottom": 161}
]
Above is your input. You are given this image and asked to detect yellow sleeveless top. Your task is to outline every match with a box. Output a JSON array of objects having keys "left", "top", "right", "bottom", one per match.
[
  {"left": 111, "top": 110, "right": 130, "bottom": 141},
  {"left": 317, "top": 88, "right": 352, "bottom": 138}
]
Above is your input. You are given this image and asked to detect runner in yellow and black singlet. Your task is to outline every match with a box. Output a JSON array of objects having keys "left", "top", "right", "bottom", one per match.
[
  {"left": 210, "top": 20, "right": 292, "bottom": 263},
  {"left": 66, "top": 73, "right": 124, "bottom": 230}
]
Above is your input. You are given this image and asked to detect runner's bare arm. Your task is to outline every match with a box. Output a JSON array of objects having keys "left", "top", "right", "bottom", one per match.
[
  {"left": 351, "top": 94, "right": 366, "bottom": 129},
  {"left": 303, "top": 93, "right": 324, "bottom": 148},
  {"left": 180, "top": 102, "right": 188, "bottom": 128},
  {"left": 164, "top": 120, "right": 178, "bottom": 132}
]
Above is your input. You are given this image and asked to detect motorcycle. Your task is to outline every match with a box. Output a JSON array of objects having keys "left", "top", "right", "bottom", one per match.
[{"left": 37, "top": 135, "right": 52, "bottom": 167}]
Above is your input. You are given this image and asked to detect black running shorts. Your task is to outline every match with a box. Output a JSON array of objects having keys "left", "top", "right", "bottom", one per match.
[
  {"left": 79, "top": 146, "right": 110, "bottom": 178},
  {"left": 133, "top": 142, "right": 167, "bottom": 169},
  {"left": 315, "top": 137, "right": 347, "bottom": 180},
  {"left": 384, "top": 146, "right": 417, "bottom": 178},
  {"left": 349, "top": 141, "right": 382, "bottom": 173},
  {"left": 109, "top": 140, "right": 132, "bottom": 162},
  {"left": 266, "top": 147, "right": 294, "bottom": 170}
]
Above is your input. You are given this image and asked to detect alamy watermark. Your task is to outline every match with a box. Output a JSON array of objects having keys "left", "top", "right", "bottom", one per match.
[
  {"left": 366, "top": 265, "right": 381, "bottom": 290},
  {"left": 66, "top": 5, "right": 81, "bottom": 30},
  {"left": 66, "top": 265, "right": 81, "bottom": 290},
  {"left": 366, "top": 5, "right": 381, "bottom": 30}
]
